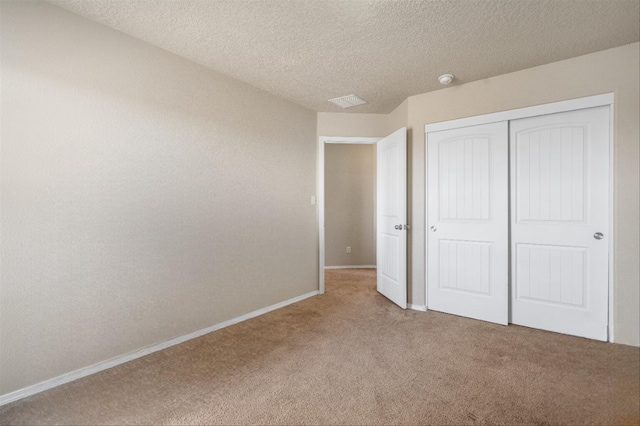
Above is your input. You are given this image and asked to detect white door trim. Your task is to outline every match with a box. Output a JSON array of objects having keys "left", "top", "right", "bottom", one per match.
[
  {"left": 424, "top": 93, "right": 615, "bottom": 341},
  {"left": 608, "top": 103, "right": 615, "bottom": 342},
  {"left": 317, "top": 136, "right": 381, "bottom": 294},
  {"left": 425, "top": 93, "right": 614, "bottom": 133}
]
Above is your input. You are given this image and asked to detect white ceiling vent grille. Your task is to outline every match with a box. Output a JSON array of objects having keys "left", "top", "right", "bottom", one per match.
[{"left": 328, "top": 94, "right": 367, "bottom": 109}]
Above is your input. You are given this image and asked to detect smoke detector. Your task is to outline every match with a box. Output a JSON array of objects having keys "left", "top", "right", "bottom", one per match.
[
  {"left": 438, "top": 74, "right": 455, "bottom": 85},
  {"left": 328, "top": 94, "right": 367, "bottom": 109}
]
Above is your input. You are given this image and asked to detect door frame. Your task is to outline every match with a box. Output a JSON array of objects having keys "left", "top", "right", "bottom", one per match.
[
  {"left": 424, "top": 93, "right": 615, "bottom": 341},
  {"left": 317, "top": 136, "right": 381, "bottom": 294}
]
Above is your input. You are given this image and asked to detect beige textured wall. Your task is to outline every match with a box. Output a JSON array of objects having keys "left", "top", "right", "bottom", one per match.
[
  {"left": 324, "top": 144, "right": 376, "bottom": 267},
  {"left": 317, "top": 112, "right": 389, "bottom": 138},
  {"left": 0, "top": 1, "right": 318, "bottom": 396},
  {"left": 408, "top": 43, "right": 639, "bottom": 346},
  {"left": 386, "top": 99, "right": 409, "bottom": 134}
]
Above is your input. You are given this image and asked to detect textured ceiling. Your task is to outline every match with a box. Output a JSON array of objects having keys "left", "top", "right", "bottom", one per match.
[{"left": 49, "top": 0, "right": 640, "bottom": 114}]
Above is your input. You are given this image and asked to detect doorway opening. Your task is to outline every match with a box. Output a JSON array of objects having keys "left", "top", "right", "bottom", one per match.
[
  {"left": 318, "top": 136, "right": 382, "bottom": 294},
  {"left": 318, "top": 128, "right": 408, "bottom": 308}
]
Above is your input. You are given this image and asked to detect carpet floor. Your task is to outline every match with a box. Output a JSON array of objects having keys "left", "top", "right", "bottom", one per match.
[{"left": 1, "top": 268, "right": 639, "bottom": 425}]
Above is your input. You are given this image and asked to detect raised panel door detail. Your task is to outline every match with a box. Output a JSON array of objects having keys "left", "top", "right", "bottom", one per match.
[
  {"left": 439, "top": 240, "right": 491, "bottom": 295},
  {"left": 381, "top": 144, "right": 398, "bottom": 217},
  {"left": 515, "top": 125, "right": 587, "bottom": 223},
  {"left": 515, "top": 244, "right": 586, "bottom": 308},
  {"left": 380, "top": 233, "right": 398, "bottom": 281},
  {"left": 438, "top": 137, "right": 490, "bottom": 221}
]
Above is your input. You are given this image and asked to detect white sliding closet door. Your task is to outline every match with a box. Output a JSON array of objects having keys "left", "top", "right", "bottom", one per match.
[
  {"left": 510, "top": 107, "right": 610, "bottom": 341},
  {"left": 427, "top": 122, "right": 509, "bottom": 325}
]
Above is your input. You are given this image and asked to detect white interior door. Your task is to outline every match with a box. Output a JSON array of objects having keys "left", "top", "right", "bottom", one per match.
[
  {"left": 427, "top": 122, "right": 509, "bottom": 324},
  {"left": 510, "top": 107, "right": 610, "bottom": 341},
  {"left": 377, "top": 127, "right": 407, "bottom": 308}
]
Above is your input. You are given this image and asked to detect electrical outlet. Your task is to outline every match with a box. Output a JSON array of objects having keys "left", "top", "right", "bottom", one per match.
[{"left": 346, "top": 246, "right": 351, "bottom": 254}]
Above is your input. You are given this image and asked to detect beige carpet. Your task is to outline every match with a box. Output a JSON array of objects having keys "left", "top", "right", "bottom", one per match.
[{"left": 1, "top": 268, "right": 639, "bottom": 425}]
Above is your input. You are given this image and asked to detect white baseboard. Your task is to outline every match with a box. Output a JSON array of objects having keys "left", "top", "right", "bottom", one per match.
[
  {"left": 324, "top": 265, "right": 377, "bottom": 269},
  {"left": 408, "top": 304, "right": 427, "bottom": 312},
  {"left": 0, "top": 291, "right": 319, "bottom": 407}
]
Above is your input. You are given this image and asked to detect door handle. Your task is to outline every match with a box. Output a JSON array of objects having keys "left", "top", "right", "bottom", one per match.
[
  {"left": 430, "top": 226, "right": 437, "bottom": 232},
  {"left": 394, "top": 225, "right": 402, "bottom": 230},
  {"left": 594, "top": 232, "right": 604, "bottom": 240}
]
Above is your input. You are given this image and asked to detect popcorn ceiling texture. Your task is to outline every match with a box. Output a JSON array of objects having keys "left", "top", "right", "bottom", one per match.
[{"left": 50, "top": 0, "right": 639, "bottom": 114}]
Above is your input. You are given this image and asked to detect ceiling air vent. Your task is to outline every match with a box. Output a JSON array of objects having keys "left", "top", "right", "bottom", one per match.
[{"left": 328, "top": 94, "right": 367, "bottom": 109}]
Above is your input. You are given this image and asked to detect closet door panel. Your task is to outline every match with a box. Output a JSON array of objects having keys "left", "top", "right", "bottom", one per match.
[
  {"left": 510, "top": 107, "right": 609, "bottom": 341},
  {"left": 427, "top": 121, "right": 508, "bottom": 325}
]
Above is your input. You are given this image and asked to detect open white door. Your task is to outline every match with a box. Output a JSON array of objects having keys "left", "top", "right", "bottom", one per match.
[
  {"left": 377, "top": 127, "right": 407, "bottom": 309},
  {"left": 427, "top": 122, "right": 509, "bottom": 324}
]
